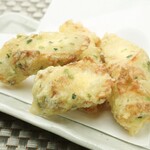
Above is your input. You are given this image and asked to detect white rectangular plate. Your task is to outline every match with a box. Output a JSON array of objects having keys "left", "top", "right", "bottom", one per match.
[
  {"left": 0, "top": 92, "right": 147, "bottom": 150},
  {"left": 1, "top": 1, "right": 150, "bottom": 149}
]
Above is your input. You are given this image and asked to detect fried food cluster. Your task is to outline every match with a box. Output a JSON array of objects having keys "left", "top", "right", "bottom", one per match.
[
  {"left": 0, "top": 30, "right": 100, "bottom": 85},
  {"left": 0, "top": 20, "right": 150, "bottom": 135},
  {"left": 59, "top": 20, "right": 100, "bottom": 47},
  {"left": 30, "top": 58, "right": 112, "bottom": 116},
  {"left": 101, "top": 34, "right": 150, "bottom": 135}
]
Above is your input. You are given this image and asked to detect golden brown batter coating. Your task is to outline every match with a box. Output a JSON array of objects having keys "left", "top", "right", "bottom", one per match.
[
  {"left": 30, "top": 58, "right": 112, "bottom": 116},
  {"left": 101, "top": 34, "right": 150, "bottom": 135},
  {"left": 59, "top": 20, "right": 103, "bottom": 113},
  {"left": 59, "top": 20, "right": 101, "bottom": 47},
  {"left": 0, "top": 32, "right": 100, "bottom": 85}
]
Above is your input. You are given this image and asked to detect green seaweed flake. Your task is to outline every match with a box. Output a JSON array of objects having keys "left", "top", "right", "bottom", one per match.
[
  {"left": 72, "top": 93, "right": 77, "bottom": 99},
  {"left": 26, "top": 39, "right": 32, "bottom": 44},
  {"left": 64, "top": 69, "right": 74, "bottom": 79},
  {"left": 126, "top": 54, "right": 133, "bottom": 58},
  {"left": 53, "top": 48, "right": 58, "bottom": 51},
  {"left": 147, "top": 61, "right": 150, "bottom": 72}
]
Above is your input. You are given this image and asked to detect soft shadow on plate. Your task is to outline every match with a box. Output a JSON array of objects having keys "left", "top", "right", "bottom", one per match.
[{"left": 1, "top": 76, "right": 34, "bottom": 90}]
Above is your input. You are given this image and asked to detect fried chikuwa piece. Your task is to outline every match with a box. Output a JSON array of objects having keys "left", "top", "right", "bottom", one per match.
[
  {"left": 60, "top": 20, "right": 102, "bottom": 113},
  {"left": 101, "top": 34, "right": 150, "bottom": 135},
  {"left": 0, "top": 32, "right": 100, "bottom": 85},
  {"left": 30, "top": 58, "right": 112, "bottom": 116},
  {"left": 59, "top": 20, "right": 101, "bottom": 47}
]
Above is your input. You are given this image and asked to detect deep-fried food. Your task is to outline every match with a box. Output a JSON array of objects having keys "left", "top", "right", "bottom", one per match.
[
  {"left": 0, "top": 32, "right": 100, "bottom": 85},
  {"left": 101, "top": 34, "right": 150, "bottom": 135},
  {"left": 59, "top": 20, "right": 101, "bottom": 47},
  {"left": 59, "top": 20, "right": 102, "bottom": 66},
  {"left": 30, "top": 58, "right": 112, "bottom": 116},
  {"left": 60, "top": 20, "right": 103, "bottom": 113},
  {"left": 2, "top": 19, "right": 149, "bottom": 135}
]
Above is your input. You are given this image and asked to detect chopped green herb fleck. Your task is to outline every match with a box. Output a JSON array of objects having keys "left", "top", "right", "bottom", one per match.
[
  {"left": 93, "top": 55, "right": 98, "bottom": 59},
  {"left": 147, "top": 61, "right": 150, "bottom": 71},
  {"left": 126, "top": 54, "right": 132, "bottom": 58},
  {"left": 37, "top": 101, "right": 44, "bottom": 108},
  {"left": 40, "top": 66, "right": 44, "bottom": 70},
  {"left": 53, "top": 48, "right": 58, "bottom": 51},
  {"left": 70, "top": 42, "right": 75, "bottom": 45},
  {"left": 134, "top": 76, "right": 138, "bottom": 79},
  {"left": 74, "top": 37, "right": 78, "bottom": 39},
  {"left": 18, "top": 63, "right": 22, "bottom": 67},
  {"left": 26, "top": 39, "right": 32, "bottom": 44},
  {"left": 8, "top": 80, "right": 15, "bottom": 85},
  {"left": 72, "top": 93, "right": 76, "bottom": 99},
  {"left": 49, "top": 41, "right": 53, "bottom": 44},
  {"left": 17, "top": 35, "right": 22, "bottom": 38},
  {"left": 38, "top": 96, "right": 47, "bottom": 108},
  {"left": 64, "top": 69, "right": 74, "bottom": 79},
  {"left": 64, "top": 69, "right": 69, "bottom": 74},
  {"left": 87, "top": 94, "right": 91, "bottom": 99},
  {"left": 0, "top": 62, "right": 2, "bottom": 64},
  {"left": 137, "top": 116, "right": 143, "bottom": 119},
  {"left": 6, "top": 54, "right": 10, "bottom": 58},
  {"left": 17, "top": 63, "right": 23, "bottom": 69},
  {"left": 146, "top": 97, "right": 150, "bottom": 101}
]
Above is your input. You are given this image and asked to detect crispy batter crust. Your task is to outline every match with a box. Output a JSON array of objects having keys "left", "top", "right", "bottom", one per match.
[
  {"left": 59, "top": 20, "right": 101, "bottom": 47},
  {"left": 101, "top": 34, "right": 150, "bottom": 135},
  {"left": 30, "top": 58, "right": 112, "bottom": 116},
  {"left": 0, "top": 31, "right": 100, "bottom": 85}
]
